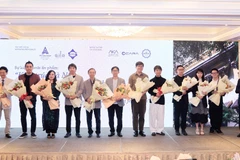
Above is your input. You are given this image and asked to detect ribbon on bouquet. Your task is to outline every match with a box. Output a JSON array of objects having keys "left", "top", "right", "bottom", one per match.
[{"left": 20, "top": 94, "right": 28, "bottom": 101}]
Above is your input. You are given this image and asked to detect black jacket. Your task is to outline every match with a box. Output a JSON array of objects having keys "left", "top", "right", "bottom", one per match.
[
  {"left": 148, "top": 76, "right": 166, "bottom": 105},
  {"left": 172, "top": 75, "right": 190, "bottom": 104},
  {"left": 191, "top": 83, "right": 207, "bottom": 108},
  {"left": 235, "top": 79, "right": 240, "bottom": 94},
  {"left": 208, "top": 79, "right": 224, "bottom": 106}
]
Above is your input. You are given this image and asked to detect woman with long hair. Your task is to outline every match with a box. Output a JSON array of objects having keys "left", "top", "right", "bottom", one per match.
[
  {"left": 41, "top": 70, "right": 60, "bottom": 138},
  {"left": 190, "top": 68, "right": 208, "bottom": 135}
]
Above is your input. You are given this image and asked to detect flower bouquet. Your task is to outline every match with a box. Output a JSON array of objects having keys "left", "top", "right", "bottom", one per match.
[
  {"left": 151, "top": 80, "right": 179, "bottom": 103},
  {"left": 84, "top": 95, "right": 96, "bottom": 112},
  {"left": 0, "top": 83, "right": 11, "bottom": 108},
  {"left": 113, "top": 83, "right": 131, "bottom": 100},
  {"left": 92, "top": 81, "right": 114, "bottom": 109},
  {"left": 6, "top": 80, "right": 33, "bottom": 108},
  {"left": 209, "top": 75, "right": 235, "bottom": 106},
  {"left": 181, "top": 76, "right": 198, "bottom": 91},
  {"left": 56, "top": 76, "right": 81, "bottom": 108},
  {"left": 174, "top": 76, "right": 198, "bottom": 102},
  {"left": 189, "top": 80, "right": 216, "bottom": 107},
  {"left": 232, "top": 153, "right": 240, "bottom": 160},
  {"left": 128, "top": 77, "right": 155, "bottom": 103},
  {"left": 31, "top": 79, "right": 59, "bottom": 110}
]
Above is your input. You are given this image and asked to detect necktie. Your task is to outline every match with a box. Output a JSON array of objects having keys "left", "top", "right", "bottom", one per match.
[{"left": 2, "top": 79, "right": 4, "bottom": 86}]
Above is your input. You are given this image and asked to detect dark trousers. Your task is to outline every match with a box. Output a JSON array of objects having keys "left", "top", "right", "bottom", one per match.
[
  {"left": 209, "top": 101, "right": 223, "bottom": 130},
  {"left": 108, "top": 104, "right": 123, "bottom": 133},
  {"left": 173, "top": 100, "right": 188, "bottom": 131},
  {"left": 19, "top": 101, "right": 36, "bottom": 133},
  {"left": 131, "top": 99, "right": 146, "bottom": 131},
  {"left": 86, "top": 108, "right": 101, "bottom": 134},
  {"left": 65, "top": 105, "right": 81, "bottom": 134}
]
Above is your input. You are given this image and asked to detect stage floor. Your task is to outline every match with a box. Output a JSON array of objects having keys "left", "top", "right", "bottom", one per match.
[{"left": 0, "top": 127, "right": 240, "bottom": 160}]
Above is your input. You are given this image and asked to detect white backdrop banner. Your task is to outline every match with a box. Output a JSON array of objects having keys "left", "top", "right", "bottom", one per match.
[{"left": 0, "top": 40, "right": 173, "bottom": 128}]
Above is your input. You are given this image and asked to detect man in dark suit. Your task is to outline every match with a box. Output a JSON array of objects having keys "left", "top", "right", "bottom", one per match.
[
  {"left": 172, "top": 65, "right": 189, "bottom": 136},
  {"left": 208, "top": 68, "right": 225, "bottom": 134},
  {"left": 105, "top": 66, "right": 125, "bottom": 137}
]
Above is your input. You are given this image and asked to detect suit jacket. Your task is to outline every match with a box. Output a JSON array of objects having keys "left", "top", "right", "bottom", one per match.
[
  {"left": 0, "top": 77, "right": 13, "bottom": 109},
  {"left": 63, "top": 74, "right": 84, "bottom": 106},
  {"left": 172, "top": 75, "right": 190, "bottom": 104},
  {"left": 83, "top": 78, "right": 101, "bottom": 108},
  {"left": 105, "top": 77, "right": 125, "bottom": 106}
]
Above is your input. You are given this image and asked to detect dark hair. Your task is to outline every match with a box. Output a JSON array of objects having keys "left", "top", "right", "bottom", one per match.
[
  {"left": 176, "top": 65, "right": 184, "bottom": 70},
  {"left": 211, "top": 68, "right": 219, "bottom": 73},
  {"left": 88, "top": 68, "right": 96, "bottom": 73},
  {"left": 154, "top": 65, "right": 162, "bottom": 71},
  {"left": 111, "top": 66, "right": 119, "bottom": 71},
  {"left": 135, "top": 61, "right": 144, "bottom": 67},
  {"left": 45, "top": 70, "right": 57, "bottom": 84},
  {"left": 25, "top": 61, "right": 33, "bottom": 67},
  {"left": 195, "top": 68, "right": 205, "bottom": 81},
  {"left": 0, "top": 66, "right": 8, "bottom": 73},
  {"left": 68, "top": 63, "right": 77, "bottom": 70}
]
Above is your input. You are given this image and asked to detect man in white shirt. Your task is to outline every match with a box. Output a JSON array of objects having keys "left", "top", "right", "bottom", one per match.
[{"left": 0, "top": 66, "right": 13, "bottom": 138}]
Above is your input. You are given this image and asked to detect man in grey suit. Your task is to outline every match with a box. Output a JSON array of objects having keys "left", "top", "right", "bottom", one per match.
[
  {"left": 83, "top": 68, "right": 101, "bottom": 138},
  {"left": 64, "top": 63, "right": 84, "bottom": 138},
  {"left": 105, "top": 66, "right": 125, "bottom": 137},
  {"left": 0, "top": 66, "right": 13, "bottom": 138}
]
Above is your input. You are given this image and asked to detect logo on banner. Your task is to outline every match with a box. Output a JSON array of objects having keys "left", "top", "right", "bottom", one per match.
[
  {"left": 40, "top": 47, "right": 51, "bottom": 60},
  {"left": 142, "top": 49, "right": 151, "bottom": 58},
  {"left": 68, "top": 49, "right": 77, "bottom": 59},
  {"left": 55, "top": 51, "right": 65, "bottom": 58},
  {"left": 122, "top": 51, "right": 139, "bottom": 56},
  {"left": 108, "top": 50, "right": 119, "bottom": 57}
]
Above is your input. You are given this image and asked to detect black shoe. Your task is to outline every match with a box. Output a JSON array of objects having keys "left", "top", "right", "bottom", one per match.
[
  {"left": 19, "top": 132, "right": 28, "bottom": 139},
  {"left": 51, "top": 133, "right": 55, "bottom": 139},
  {"left": 88, "top": 134, "right": 92, "bottom": 138},
  {"left": 31, "top": 133, "right": 37, "bottom": 139},
  {"left": 117, "top": 132, "right": 123, "bottom": 137},
  {"left": 47, "top": 133, "right": 51, "bottom": 139},
  {"left": 139, "top": 131, "right": 146, "bottom": 137},
  {"left": 108, "top": 132, "right": 115, "bottom": 137},
  {"left": 157, "top": 132, "right": 165, "bottom": 136},
  {"left": 133, "top": 131, "right": 138, "bottom": 137},
  {"left": 210, "top": 127, "right": 215, "bottom": 133},
  {"left": 151, "top": 132, "right": 156, "bottom": 136},
  {"left": 175, "top": 130, "right": 180, "bottom": 136},
  {"left": 5, "top": 134, "right": 11, "bottom": 138},
  {"left": 64, "top": 133, "right": 71, "bottom": 138},
  {"left": 237, "top": 133, "right": 240, "bottom": 137},
  {"left": 215, "top": 129, "right": 223, "bottom": 134},
  {"left": 76, "top": 133, "right": 82, "bottom": 138},
  {"left": 96, "top": 134, "right": 100, "bottom": 138},
  {"left": 182, "top": 130, "right": 188, "bottom": 136}
]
